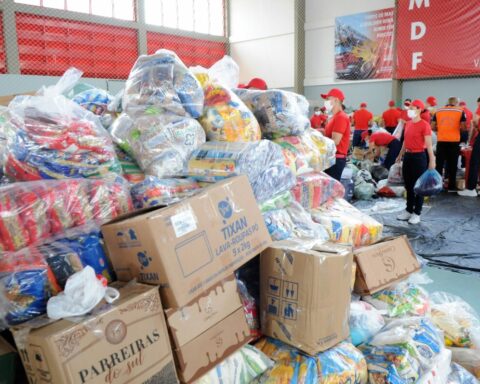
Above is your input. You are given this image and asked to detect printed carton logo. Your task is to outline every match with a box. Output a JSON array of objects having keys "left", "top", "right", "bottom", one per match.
[
  {"left": 137, "top": 251, "right": 152, "bottom": 268},
  {"left": 218, "top": 199, "right": 233, "bottom": 223},
  {"left": 382, "top": 255, "right": 396, "bottom": 272},
  {"left": 105, "top": 320, "right": 127, "bottom": 345},
  {"left": 116, "top": 228, "right": 141, "bottom": 248}
]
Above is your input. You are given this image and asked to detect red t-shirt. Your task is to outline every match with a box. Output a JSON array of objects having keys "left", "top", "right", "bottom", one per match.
[
  {"left": 370, "top": 132, "right": 395, "bottom": 147},
  {"left": 400, "top": 109, "right": 411, "bottom": 122},
  {"left": 353, "top": 109, "right": 373, "bottom": 130},
  {"left": 382, "top": 109, "right": 401, "bottom": 127},
  {"left": 476, "top": 106, "right": 480, "bottom": 118},
  {"left": 325, "top": 110, "right": 351, "bottom": 157},
  {"left": 310, "top": 114, "right": 327, "bottom": 129},
  {"left": 463, "top": 107, "right": 473, "bottom": 128},
  {"left": 420, "top": 110, "right": 431, "bottom": 123},
  {"left": 404, "top": 119, "right": 432, "bottom": 152}
]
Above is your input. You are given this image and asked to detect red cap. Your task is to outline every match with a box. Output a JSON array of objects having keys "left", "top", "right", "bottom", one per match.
[
  {"left": 361, "top": 131, "right": 369, "bottom": 141},
  {"left": 426, "top": 96, "right": 437, "bottom": 106},
  {"left": 388, "top": 100, "right": 395, "bottom": 107},
  {"left": 404, "top": 100, "right": 411, "bottom": 107},
  {"left": 459, "top": 101, "right": 466, "bottom": 107},
  {"left": 237, "top": 83, "right": 248, "bottom": 89},
  {"left": 321, "top": 88, "right": 345, "bottom": 102},
  {"left": 360, "top": 102, "right": 367, "bottom": 108},
  {"left": 246, "top": 78, "right": 267, "bottom": 90},
  {"left": 411, "top": 99, "right": 425, "bottom": 110},
  {"left": 320, "top": 106, "right": 326, "bottom": 112}
]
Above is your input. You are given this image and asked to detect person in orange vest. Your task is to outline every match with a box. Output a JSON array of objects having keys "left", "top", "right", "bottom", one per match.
[
  {"left": 396, "top": 99, "right": 436, "bottom": 225},
  {"left": 431, "top": 97, "right": 467, "bottom": 192},
  {"left": 321, "top": 88, "right": 350, "bottom": 181},
  {"left": 362, "top": 129, "right": 402, "bottom": 170},
  {"left": 459, "top": 97, "right": 480, "bottom": 197},
  {"left": 352, "top": 102, "right": 373, "bottom": 147},
  {"left": 382, "top": 100, "right": 402, "bottom": 134},
  {"left": 310, "top": 106, "right": 328, "bottom": 133}
]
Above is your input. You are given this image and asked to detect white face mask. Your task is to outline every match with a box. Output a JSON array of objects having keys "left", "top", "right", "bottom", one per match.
[
  {"left": 407, "top": 109, "right": 417, "bottom": 119},
  {"left": 324, "top": 100, "right": 333, "bottom": 112},
  {"left": 314, "top": 111, "right": 321, "bottom": 116}
]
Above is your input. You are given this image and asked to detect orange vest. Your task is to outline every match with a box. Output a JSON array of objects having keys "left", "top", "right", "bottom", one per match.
[{"left": 435, "top": 106, "right": 464, "bottom": 142}]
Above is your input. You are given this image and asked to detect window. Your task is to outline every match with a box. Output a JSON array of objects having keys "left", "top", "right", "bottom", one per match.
[
  {"left": 145, "top": 0, "right": 225, "bottom": 36},
  {"left": 14, "top": 0, "right": 136, "bottom": 21}
]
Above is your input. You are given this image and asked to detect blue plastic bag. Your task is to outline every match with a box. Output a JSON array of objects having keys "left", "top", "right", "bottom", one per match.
[{"left": 414, "top": 169, "right": 443, "bottom": 196}]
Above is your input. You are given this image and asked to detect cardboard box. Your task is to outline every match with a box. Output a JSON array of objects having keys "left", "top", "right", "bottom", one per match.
[
  {"left": 353, "top": 236, "right": 421, "bottom": 295},
  {"left": 102, "top": 175, "right": 271, "bottom": 308},
  {"left": 174, "top": 307, "right": 251, "bottom": 383},
  {"left": 260, "top": 241, "right": 353, "bottom": 356},
  {"left": 0, "top": 336, "right": 18, "bottom": 384},
  {"left": 12, "top": 283, "right": 178, "bottom": 384},
  {"left": 165, "top": 275, "right": 242, "bottom": 350}
]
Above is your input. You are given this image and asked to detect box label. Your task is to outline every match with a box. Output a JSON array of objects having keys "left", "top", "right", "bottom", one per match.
[
  {"left": 266, "top": 276, "right": 299, "bottom": 321},
  {"left": 171, "top": 209, "right": 197, "bottom": 238}
]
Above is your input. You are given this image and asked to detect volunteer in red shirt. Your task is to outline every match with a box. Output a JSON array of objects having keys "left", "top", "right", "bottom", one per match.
[
  {"left": 382, "top": 100, "right": 401, "bottom": 134},
  {"left": 321, "top": 88, "right": 350, "bottom": 181},
  {"left": 352, "top": 102, "right": 373, "bottom": 147},
  {"left": 426, "top": 96, "right": 438, "bottom": 115},
  {"left": 396, "top": 99, "right": 435, "bottom": 225},
  {"left": 459, "top": 101, "right": 473, "bottom": 143},
  {"left": 420, "top": 108, "right": 431, "bottom": 123},
  {"left": 459, "top": 96, "right": 480, "bottom": 197},
  {"left": 310, "top": 106, "right": 328, "bottom": 132},
  {"left": 362, "top": 129, "right": 401, "bottom": 170},
  {"left": 399, "top": 99, "right": 412, "bottom": 124}
]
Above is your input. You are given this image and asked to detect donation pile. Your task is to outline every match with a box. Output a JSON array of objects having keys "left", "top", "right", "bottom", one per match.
[{"left": 0, "top": 52, "right": 478, "bottom": 384}]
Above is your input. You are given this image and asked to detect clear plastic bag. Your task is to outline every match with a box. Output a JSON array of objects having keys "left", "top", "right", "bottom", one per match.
[
  {"left": 388, "top": 163, "right": 404, "bottom": 185},
  {"left": 291, "top": 171, "right": 345, "bottom": 209},
  {"left": 259, "top": 191, "right": 294, "bottom": 213},
  {"left": 206, "top": 55, "right": 240, "bottom": 89},
  {"left": 122, "top": 49, "right": 204, "bottom": 118},
  {"left": 447, "top": 362, "right": 479, "bottom": 384},
  {"left": 130, "top": 176, "right": 201, "bottom": 209},
  {"left": 414, "top": 169, "right": 443, "bottom": 196},
  {"left": 350, "top": 301, "right": 386, "bottom": 346},
  {"left": 114, "top": 146, "right": 145, "bottom": 184},
  {"left": 70, "top": 86, "right": 115, "bottom": 128},
  {"left": 311, "top": 199, "right": 383, "bottom": 247},
  {"left": 0, "top": 178, "right": 132, "bottom": 252},
  {"left": 262, "top": 209, "right": 295, "bottom": 241},
  {"left": 370, "top": 165, "right": 389, "bottom": 182},
  {"left": 0, "top": 223, "right": 115, "bottom": 327},
  {"left": 110, "top": 112, "right": 206, "bottom": 178},
  {"left": 234, "top": 88, "right": 310, "bottom": 139},
  {"left": 450, "top": 349, "right": 480, "bottom": 380},
  {"left": 285, "top": 201, "right": 330, "bottom": 242},
  {"left": 430, "top": 292, "right": 480, "bottom": 349},
  {"left": 196, "top": 344, "right": 273, "bottom": 384},
  {"left": 237, "top": 279, "right": 261, "bottom": 339},
  {"left": 250, "top": 164, "right": 295, "bottom": 204},
  {"left": 354, "top": 181, "right": 376, "bottom": 200},
  {"left": 274, "top": 128, "right": 337, "bottom": 174}
]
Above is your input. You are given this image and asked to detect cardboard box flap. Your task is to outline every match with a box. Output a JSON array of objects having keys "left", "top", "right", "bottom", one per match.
[{"left": 0, "top": 337, "right": 15, "bottom": 356}]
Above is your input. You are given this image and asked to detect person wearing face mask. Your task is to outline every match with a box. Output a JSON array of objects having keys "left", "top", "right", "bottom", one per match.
[
  {"left": 431, "top": 97, "right": 467, "bottom": 192},
  {"left": 310, "top": 106, "right": 328, "bottom": 132},
  {"left": 399, "top": 99, "right": 413, "bottom": 124},
  {"left": 361, "top": 129, "right": 401, "bottom": 170},
  {"left": 352, "top": 102, "right": 373, "bottom": 147},
  {"left": 396, "top": 100, "right": 436, "bottom": 225},
  {"left": 321, "top": 88, "right": 350, "bottom": 181},
  {"left": 426, "top": 96, "right": 438, "bottom": 115}
]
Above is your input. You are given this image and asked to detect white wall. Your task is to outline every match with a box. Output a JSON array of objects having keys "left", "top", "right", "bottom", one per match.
[{"left": 229, "top": 0, "right": 294, "bottom": 89}]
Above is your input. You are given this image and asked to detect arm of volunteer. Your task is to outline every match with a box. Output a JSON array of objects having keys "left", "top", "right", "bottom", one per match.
[
  {"left": 396, "top": 142, "right": 405, "bottom": 163},
  {"left": 369, "top": 142, "right": 377, "bottom": 157},
  {"left": 460, "top": 112, "right": 467, "bottom": 131},
  {"left": 331, "top": 132, "right": 343, "bottom": 146},
  {"left": 425, "top": 135, "right": 435, "bottom": 170}
]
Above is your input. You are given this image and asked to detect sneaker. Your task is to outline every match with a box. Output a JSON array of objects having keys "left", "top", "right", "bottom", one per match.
[
  {"left": 408, "top": 214, "right": 421, "bottom": 225},
  {"left": 397, "top": 211, "right": 412, "bottom": 221},
  {"left": 458, "top": 189, "right": 478, "bottom": 197}
]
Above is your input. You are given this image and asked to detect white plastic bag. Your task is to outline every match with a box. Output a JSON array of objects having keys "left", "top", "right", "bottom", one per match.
[{"left": 47, "top": 266, "right": 119, "bottom": 320}]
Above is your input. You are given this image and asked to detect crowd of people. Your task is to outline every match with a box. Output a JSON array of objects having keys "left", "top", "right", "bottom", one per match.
[{"left": 310, "top": 88, "right": 480, "bottom": 224}]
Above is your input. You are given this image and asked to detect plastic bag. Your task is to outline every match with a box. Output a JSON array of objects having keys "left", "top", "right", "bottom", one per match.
[
  {"left": 450, "top": 349, "right": 480, "bottom": 380},
  {"left": 341, "top": 177, "right": 355, "bottom": 202},
  {"left": 274, "top": 128, "right": 337, "bottom": 174},
  {"left": 311, "top": 199, "right": 383, "bottom": 247},
  {"left": 447, "top": 363, "right": 479, "bottom": 384},
  {"left": 430, "top": 292, "right": 480, "bottom": 349},
  {"left": 350, "top": 301, "right": 385, "bottom": 346},
  {"left": 0, "top": 223, "right": 115, "bottom": 327},
  {"left": 354, "top": 181, "right": 376, "bottom": 200},
  {"left": 110, "top": 112, "right": 206, "bottom": 178},
  {"left": 414, "top": 169, "right": 443, "bottom": 196},
  {"left": 0, "top": 106, "right": 12, "bottom": 170},
  {"left": 205, "top": 55, "right": 240, "bottom": 89},
  {"left": 388, "top": 163, "right": 404, "bottom": 185},
  {"left": 254, "top": 338, "right": 368, "bottom": 384},
  {"left": 377, "top": 185, "right": 406, "bottom": 198},
  {"left": 196, "top": 344, "right": 273, "bottom": 384},
  {"left": 122, "top": 49, "right": 204, "bottom": 118},
  {"left": 70, "top": 87, "right": 115, "bottom": 128},
  {"left": 371, "top": 165, "right": 389, "bottom": 182},
  {"left": 114, "top": 146, "right": 145, "bottom": 184},
  {"left": 130, "top": 176, "right": 201, "bottom": 209},
  {"left": 262, "top": 209, "right": 294, "bottom": 241},
  {"left": 359, "top": 317, "right": 444, "bottom": 384},
  {"left": 0, "top": 178, "right": 132, "bottom": 252},
  {"left": 417, "top": 348, "right": 452, "bottom": 384},
  {"left": 251, "top": 165, "right": 295, "bottom": 204},
  {"left": 291, "top": 171, "right": 345, "bottom": 209},
  {"left": 234, "top": 88, "right": 310, "bottom": 139},
  {"left": 237, "top": 279, "right": 261, "bottom": 339},
  {"left": 259, "top": 191, "right": 294, "bottom": 213},
  {"left": 393, "top": 120, "right": 404, "bottom": 140}
]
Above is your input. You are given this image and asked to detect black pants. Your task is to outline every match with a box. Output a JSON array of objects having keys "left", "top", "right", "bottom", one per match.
[
  {"left": 325, "top": 158, "right": 347, "bottom": 181},
  {"left": 385, "top": 126, "right": 396, "bottom": 135},
  {"left": 436, "top": 141, "right": 460, "bottom": 190},
  {"left": 467, "top": 134, "right": 480, "bottom": 190},
  {"left": 383, "top": 139, "right": 402, "bottom": 170},
  {"left": 353, "top": 130, "right": 367, "bottom": 148},
  {"left": 403, "top": 152, "right": 427, "bottom": 215}
]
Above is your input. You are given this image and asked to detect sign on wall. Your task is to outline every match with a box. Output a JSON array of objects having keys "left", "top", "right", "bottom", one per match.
[
  {"left": 335, "top": 8, "right": 394, "bottom": 80},
  {"left": 396, "top": 0, "right": 480, "bottom": 79}
]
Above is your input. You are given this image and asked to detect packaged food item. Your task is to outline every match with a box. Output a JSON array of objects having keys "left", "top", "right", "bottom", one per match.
[
  {"left": 114, "top": 146, "right": 145, "bottom": 184},
  {"left": 292, "top": 171, "right": 345, "bottom": 209},
  {"left": 237, "top": 279, "right": 261, "bottom": 339},
  {"left": 131, "top": 176, "right": 201, "bottom": 208},
  {"left": 259, "top": 191, "right": 294, "bottom": 213},
  {"left": 447, "top": 362, "right": 479, "bottom": 384},
  {"left": 430, "top": 292, "right": 480, "bottom": 349},
  {"left": 349, "top": 301, "right": 385, "bottom": 346},
  {"left": 311, "top": 199, "right": 383, "bottom": 247},
  {"left": 234, "top": 88, "right": 310, "bottom": 139},
  {"left": 450, "top": 349, "right": 480, "bottom": 379},
  {"left": 196, "top": 345, "right": 272, "bottom": 384},
  {"left": 0, "top": 178, "right": 132, "bottom": 252},
  {"left": 262, "top": 209, "right": 294, "bottom": 241}
]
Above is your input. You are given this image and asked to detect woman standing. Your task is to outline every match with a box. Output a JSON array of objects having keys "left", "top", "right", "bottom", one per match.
[{"left": 396, "top": 99, "right": 436, "bottom": 225}]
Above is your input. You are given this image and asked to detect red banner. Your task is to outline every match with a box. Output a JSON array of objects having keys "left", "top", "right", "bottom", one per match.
[{"left": 396, "top": 0, "right": 480, "bottom": 79}]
